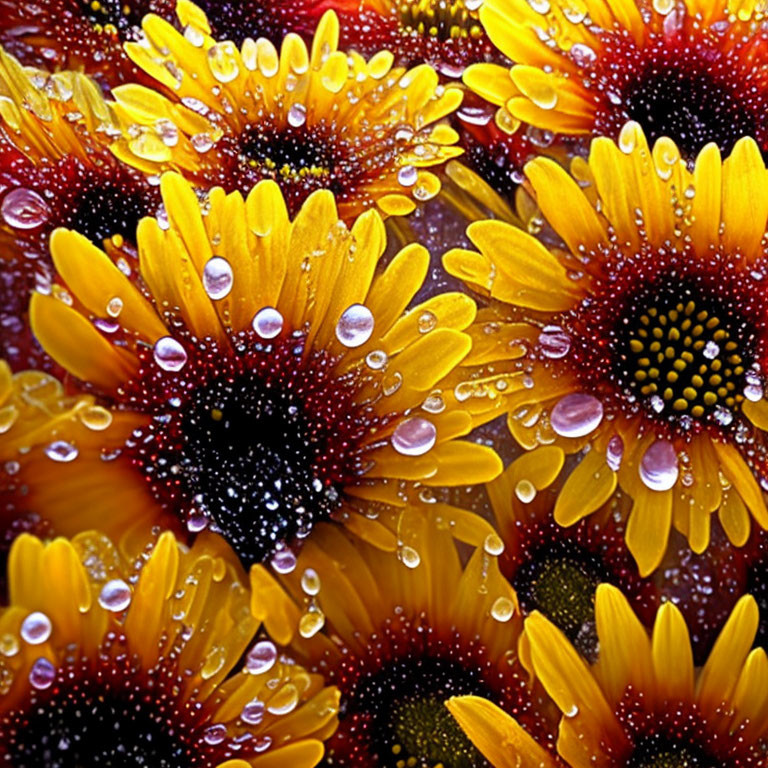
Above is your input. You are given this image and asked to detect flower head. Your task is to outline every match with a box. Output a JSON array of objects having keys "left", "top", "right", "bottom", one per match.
[
  {"left": 0, "top": 530, "right": 339, "bottom": 766},
  {"left": 449, "top": 585, "right": 768, "bottom": 767},
  {"left": 445, "top": 129, "right": 768, "bottom": 575},
  {"left": 466, "top": 0, "right": 768, "bottom": 159},
  {"left": 109, "top": 8, "right": 463, "bottom": 222},
  {"left": 30, "top": 172, "right": 500, "bottom": 568}
]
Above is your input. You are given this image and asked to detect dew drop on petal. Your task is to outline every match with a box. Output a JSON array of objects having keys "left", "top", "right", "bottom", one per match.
[
  {"left": 153, "top": 336, "right": 188, "bottom": 372},
  {"left": 335, "top": 304, "right": 374, "bottom": 348},
  {"left": 208, "top": 42, "right": 240, "bottom": 82},
  {"left": 202, "top": 256, "right": 234, "bottom": 300},
  {"left": 203, "top": 724, "right": 228, "bottom": 745},
  {"left": 106, "top": 297, "right": 123, "bottom": 318},
  {"left": 97, "top": 579, "right": 132, "bottom": 612},
  {"left": 270, "top": 548, "right": 296, "bottom": 574},
  {"left": 300, "top": 568, "right": 321, "bottom": 596},
  {"left": 606, "top": 435, "right": 624, "bottom": 472},
  {"left": 78, "top": 405, "right": 113, "bottom": 431},
  {"left": 29, "top": 657, "right": 56, "bottom": 690},
  {"left": 267, "top": 683, "right": 299, "bottom": 715},
  {"left": 538, "top": 326, "right": 571, "bottom": 359},
  {"left": 1, "top": 188, "right": 50, "bottom": 229},
  {"left": 483, "top": 533, "right": 505, "bottom": 556},
  {"left": 490, "top": 596, "right": 515, "bottom": 622},
  {"left": 515, "top": 479, "right": 537, "bottom": 503},
  {"left": 287, "top": 103, "right": 307, "bottom": 127},
  {"left": 246, "top": 640, "right": 277, "bottom": 675},
  {"left": 391, "top": 417, "right": 437, "bottom": 456},
  {"left": 639, "top": 439, "right": 679, "bottom": 491},
  {"left": 241, "top": 699, "right": 265, "bottom": 725},
  {"left": 550, "top": 393, "right": 604, "bottom": 438},
  {"left": 252, "top": 307, "right": 283, "bottom": 339},
  {"left": 397, "top": 165, "right": 418, "bottom": 187},
  {"left": 398, "top": 545, "right": 421, "bottom": 568},
  {"left": 20, "top": 612, "right": 52, "bottom": 645},
  {"left": 45, "top": 440, "right": 78, "bottom": 462},
  {"left": 298, "top": 610, "right": 325, "bottom": 639}
]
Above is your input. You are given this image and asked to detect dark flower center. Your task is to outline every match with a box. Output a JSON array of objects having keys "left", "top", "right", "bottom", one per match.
[
  {"left": 192, "top": 0, "right": 301, "bottom": 47},
  {"left": 513, "top": 540, "right": 603, "bottom": 659},
  {"left": 397, "top": 0, "right": 482, "bottom": 42},
  {"left": 129, "top": 333, "right": 383, "bottom": 566},
  {"left": 620, "top": 290, "right": 749, "bottom": 421},
  {"left": 80, "top": 0, "right": 145, "bottom": 33},
  {"left": 629, "top": 742, "right": 715, "bottom": 768},
  {"left": 67, "top": 183, "right": 149, "bottom": 245}
]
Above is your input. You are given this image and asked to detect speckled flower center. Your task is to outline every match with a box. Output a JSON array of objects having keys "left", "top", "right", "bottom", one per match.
[
  {"left": 354, "top": 657, "right": 489, "bottom": 768},
  {"left": 397, "top": 0, "right": 482, "bottom": 41},
  {"left": 630, "top": 745, "right": 713, "bottom": 768},
  {"left": 80, "top": 0, "right": 144, "bottom": 32},
  {"left": 69, "top": 184, "right": 148, "bottom": 245},
  {"left": 619, "top": 290, "right": 750, "bottom": 422}
]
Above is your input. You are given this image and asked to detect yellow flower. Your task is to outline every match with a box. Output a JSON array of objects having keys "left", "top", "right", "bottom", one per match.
[
  {"left": 0, "top": 360, "right": 173, "bottom": 550},
  {"left": 249, "top": 512, "right": 557, "bottom": 767},
  {"left": 444, "top": 129, "right": 768, "bottom": 575},
  {"left": 0, "top": 530, "right": 339, "bottom": 766},
  {"left": 108, "top": 5, "right": 463, "bottom": 222},
  {"left": 465, "top": 0, "right": 768, "bottom": 159},
  {"left": 30, "top": 172, "right": 501, "bottom": 568},
  {"left": 448, "top": 585, "right": 768, "bottom": 767}
]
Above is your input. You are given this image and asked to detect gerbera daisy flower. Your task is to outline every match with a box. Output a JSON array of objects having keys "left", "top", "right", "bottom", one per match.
[
  {"left": 0, "top": 530, "right": 338, "bottom": 766},
  {"left": 448, "top": 585, "right": 768, "bottom": 767},
  {"left": 486, "top": 448, "right": 657, "bottom": 659},
  {"left": 0, "top": 49, "right": 159, "bottom": 370},
  {"left": 0, "top": 359, "right": 176, "bottom": 564},
  {"left": 466, "top": 0, "right": 768, "bottom": 160},
  {"left": 108, "top": 8, "right": 463, "bottom": 222},
  {"left": 249, "top": 515, "right": 558, "bottom": 767},
  {"left": 29, "top": 172, "right": 501, "bottom": 568},
  {"left": 444, "top": 128, "right": 768, "bottom": 575}
]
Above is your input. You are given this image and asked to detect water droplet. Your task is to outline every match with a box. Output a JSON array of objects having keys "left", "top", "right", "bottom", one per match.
[
  {"left": 639, "top": 440, "right": 679, "bottom": 491},
  {"left": 241, "top": 698, "right": 265, "bottom": 725},
  {"left": 550, "top": 393, "right": 604, "bottom": 438},
  {"left": 514, "top": 479, "right": 537, "bottom": 503},
  {"left": 703, "top": 341, "right": 719, "bottom": 360},
  {"left": 483, "top": 533, "right": 504, "bottom": 556},
  {"left": 1, "top": 188, "right": 50, "bottom": 229},
  {"left": 606, "top": 435, "right": 624, "bottom": 471},
  {"left": 252, "top": 307, "right": 283, "bottom": 339},
  {"left": 398, "top": 545, "right": 421, "bottom": 568},
  {"left": 21, "top": 612, "right": 52, "bottom": 645},
  {"left": 417, "top": 311, "right": 437, "bottom": 334},
  {"left": 98, "top": 579, "right": 132, "bottom": 612},
  {"left": 153, "top": 336, "right": 188, "bottom": 372},
  {"left": 78, "top": 405, "right": 113, "bottom": 431},
  {"left": 564, "top": 703, "right": 579, "bottom": 718},
  {"left": 569, "top": 43, "right": 597, "bottom": 66},
  {"left": 490, "top": 596, "right": 515, "bottom": 622},
  {"left": 365, "top": 349, "right": 388, "bottom": 370},
  {"left": 208, "top": 42, "right": 240, "bottom": 83},
  {"left": 422, "top": 393, "right": 445, "bottom": 414},
  {"left": 45, "top": 440, "right": 78, "bottom": 462},
  {"left": 538, "top": 326, "right": 571, "bottom": 359},
  {"left": 287, "top": 103, "right": 307, "bottom": 127},
  {"left": 246, "top": 640, "right": 277, "bottom": 675},
  {"left": 202, "top": 256, "right": 234, "bottom": 300},
  {"left": 267, "top": 683, "right": 300, "bottom": 714},
  {"left": 203, "top": 723, "right": 228, "bottom": 745},
  {"left": 744, "top": 381, "right": 764, "bottom": 402},
  {"left": 335, "top": 304, "right": 374, "bottom": 348},
  {"left": 300, "top": 568, "right": 321, "bottom": 595},
  {"left": 397, "top": 165, "right": 418, "bottom": 187},
  {"left": 391, "top": 417, "right": 437, "bottom": 456},
  {"left": 0, "top": 405, "right": 18, "bottom": 434},
  {"left": 0, "top": 634, "right": 18, "bottom": 657},
  {"left": 106, "top": 297, "right": 123, "bottom": 317},
  {"left": 298, "top": 610, "right": 325, "bottom": 638},
  {"left": 270, "top": 548, "right": 296, "bottom": 574},
  {"left": 191, "top": 133, "right": 214, "bottom": 153},
  {"left": 29, "top": 657, "right": 56, "bottom": 690}
]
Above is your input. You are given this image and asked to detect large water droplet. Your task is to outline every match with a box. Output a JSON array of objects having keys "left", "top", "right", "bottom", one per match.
[
  {"left": 538, "top": 326, "right": 571, "bottom": 359},
  {"left": 391, "top": 417, "right": 437, "bottom": 456},
  {"left": 29, "top": 657, "right": 56, "bottom": 690},
  {"left": 397, "top": 165, "right": 418, "bottom": 187},
  {"left": 335, "top": 304, "right": 374, "bottom": 348},
  {"left": 208, "top": 42, "right": 240, "bottom": 83},
  {"left": 98, "top": 579, "right": 132, "bottom": 612},
  {"left": 639, "top": 439, "right": 679, "bottom": 491},
  {"left": 153, "top": 337, "right": 188, "bottom": 372},
  {"left": 298, "top": 610, "right": 325, "bottom": 638},
  {"left": 252, "top": 307, "right": 283, "bottom": 339},
  {"left": 202, "top": 256, "right": 234, "bottom": 300},
  {"left": 78, "top": 405, "right": 113, "bottom": 431},
  {"left": 1, "top": 188, "right": 50, "bottom": 229},
  {"left": 267, "top": 682, "right": 299, "bottom": 714},
  {"left": 246, "top": 640, "right": 277, "bottom": 675},
  {"left": 287, "top": 103, "right": 307, "bottom": 127},
  {"left": 21, "top": 612, "right": 52, "bottom": 645},
  {"left": 45, "top": 440, "right": 78, "bottom": 462},
  {"left": 203, "top": 723, "right": 228, "bottom": 745},
  {"left": 490, "top": 596, "right": 515, "bottom": 622},
  {"left": 398, "top": 545, "right": 421, "bottom": 569},
  {"left": 550, "top": 393, "right": 604, "bottom": 438},
  {"left": 515, "top": 479, "right": 537, "bottom": 503},
  {"left": 300, "top": 568, "right": 321, "bottom": 596},
  {"left": 241, "top": 699, "right": 265, "bottom": 725}
]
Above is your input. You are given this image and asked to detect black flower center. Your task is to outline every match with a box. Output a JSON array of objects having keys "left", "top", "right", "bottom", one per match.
[
  {"left": 514, "top": 541, "right": 603, "bottom": 659},
  {"left": 68, "top": 184, "right": 148, "bottom": 245},
  {"left": 80, "top": 0, "right": 145, "bottom": 33},
  {"left": 397, "top": 0, "right": 482, "bottom": 41},
  {"left": 352, "top": 657, "right": 491, "bottom": 768},
  {"left": 617, "top": 284, "right": 753, "bottom": 424},
  {"left": 629, "top": 740, "right": 715, "bottom": 768}
]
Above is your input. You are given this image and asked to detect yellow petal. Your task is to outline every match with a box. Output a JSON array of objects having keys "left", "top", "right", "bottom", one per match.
[
  {"left": 554, "top": 448, "right": 617, "bottom": 526},
  {"left": 652, "top": 601, "right": 695, "bottom": 703},
  {"left": 625, "top": 486, "right": 673, "bottom": 577}
]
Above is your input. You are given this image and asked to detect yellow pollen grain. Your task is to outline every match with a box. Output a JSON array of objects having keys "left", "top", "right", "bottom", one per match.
[
  {"left": 673, "top": 398, "right": 688, "bottom": 410},
  {"left": 685, "top": 301, "right": 696, "bottom": 315},
  {"left": 673, "top": 359, "right": 687, "bottom": 371},
  {"left": 683, "top": 386, "right": 697, "bottom": 400},
  {"left": 630, "top": 339, "right": 644, "bottom": 352},
  {"left": 211, "top": 408, "right": 223, "bottom": 421},
  {"left": 703, "top": 392, "right": 717, "bottom": 405},
  {"left": 691, "top": 404, "right": 704, "bottom": 417},
  {"left": 668, "top": 328, "right": 680, "bottom": 341},
  {"left": 691, "top": 374, "right": 704, "bottom": 388},
  {"left": 709, "top": 374, "right": 722, "bottom": 385}
]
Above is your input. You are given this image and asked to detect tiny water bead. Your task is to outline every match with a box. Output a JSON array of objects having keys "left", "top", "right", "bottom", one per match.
[{"left": 128, "top": 333, "right": 393, "bottom": 565}]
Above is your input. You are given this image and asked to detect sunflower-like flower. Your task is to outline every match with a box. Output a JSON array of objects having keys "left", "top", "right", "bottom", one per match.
[
  {"left": 486, "top": 448, "right": 657, "bottom": 659},
  {"left": 249, "top": 513, "right": 558, "bottom": 767},
  {"left": 465, "top": 0, "right": 768, "bottom": 160},
  {"left": 30, "top": 172, "right": 500, "bottom": 568},
  {"left": 0, "top": 530, "right": 338, "bottom": 766},
  {"left": 445, "top": 129, "right": 768, "bottom": 575},
  {"left": 0, "top": 48, "right": 160, "bottom": 370},
  {"left": 107, "top": 7, "right": 462, "bottom": 222},
  {"left": 449, "top": 585, "right": 768, "bottom": 767},
  {"left": 0, "top": 359, "right": 176, "bottom": 563}
]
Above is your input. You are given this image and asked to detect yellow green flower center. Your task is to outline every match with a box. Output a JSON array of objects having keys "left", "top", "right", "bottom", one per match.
[
  {"left": 632, "top": 747, "right": 710, "bottom": 768},
  {"left": 397, "top": 0, "right": 483, "bottom": 41},
  {"left": 626, "top": 298, "right": 745, "bottom": 420}
]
